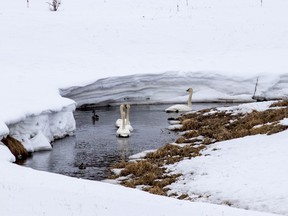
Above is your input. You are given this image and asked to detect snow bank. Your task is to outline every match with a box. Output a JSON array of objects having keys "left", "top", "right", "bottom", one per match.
[
  {"left": 5, "top": 104, "right": 76, "bottom": 152},
  {"left": 0, "top": 161, "right": 280, "bottom": 216},
  {"left": 61, "top": 72, "right": 288, "bottom": 108}
]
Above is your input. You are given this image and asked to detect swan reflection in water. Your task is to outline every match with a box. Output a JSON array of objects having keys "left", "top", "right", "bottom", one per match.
[{"left": 116, "top": 137, "right": 130, "bottom": 161}]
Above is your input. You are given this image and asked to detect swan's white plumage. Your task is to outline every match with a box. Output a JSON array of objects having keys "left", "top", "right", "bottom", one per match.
[
  {"left": 116, "top": 124, "right": 130, "bottom": 137},
  {"left": 165, "top": 88, "right": 193, "bottom": 112},
  {"left": 116, "top": 104, "right": 130, "bottom": 138},
  {"left": 165, "top": 104, "right": 192, "bottom": 112},
  {"left": 116, "top": 104, "right": 133, "bottom": 131},
  {"left": 115, "top": 119, "right": 122, "bottom": 128}
]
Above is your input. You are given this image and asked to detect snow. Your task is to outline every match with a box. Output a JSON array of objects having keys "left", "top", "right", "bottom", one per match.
[
  {"left": 129, "top": 149, "right": 156, "bottom": 160},
  {"left": 0, "top": 160, "right": 279, "bottom": 216},
  {"left": 0, "top": 143, "right": 15, "bottom": 163},
  {"left": 167, "top": 130, "right": 288, "bottom": 215},
  {"left": 216, "top": 101, "right": 275, "bottom": 114},
  {"left": 7, "top": 105, "right": 76, "bottom": 152},
  {"left": 29, "top": 131, "right": 52, "bottom": 151},
  {"left": 0, "top": 121, "right": 9, "bottom": 140},
  {"left": 280, "top": 118, "right": 288, "bottom": 126},
  {"left": 1, "top": 0, "right": 288, "bottom": 215}
]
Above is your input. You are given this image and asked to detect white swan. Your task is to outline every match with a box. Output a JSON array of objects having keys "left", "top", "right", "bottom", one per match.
[
  {"left": 116, "top": 104, "right": 133, "bottom": 131},
  {"left": 165, "top": 88, "right": 193, "bottom": 112},
  {"left": 116, "top": 104, "right": 125, "bottom": 128},
  {"left": 116, "top": 106, "right": 130, "bottom": 138},
  {"left": 125, "top": 104, "right": 133, "bottom": 131}
]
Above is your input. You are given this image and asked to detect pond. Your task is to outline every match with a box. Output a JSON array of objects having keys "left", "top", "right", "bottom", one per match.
[{"left": 22, "top": 103, "right": 231, "bottom": 181}]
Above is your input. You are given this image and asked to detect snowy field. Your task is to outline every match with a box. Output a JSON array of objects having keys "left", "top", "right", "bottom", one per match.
[{"left": 1, "top": 0, "right": 288, "bottom": 215}]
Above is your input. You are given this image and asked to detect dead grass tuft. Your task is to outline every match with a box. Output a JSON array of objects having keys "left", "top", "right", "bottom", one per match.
[
  {"left": 111, "top": 143, "right": 203, "bottom": 194},
  {"left": 120, "top": 160, "right": 162, "bottom": 177},
  {"left": 146, "top": 144, "right": 204, "bottom": 164},
  {"left": 179, "top": 107, "right": 288, "bottom": 144},
  {"left": 146, "top": 186, "right": 166, "bottom": 196},
  {"left": 175, "top": 136, "right": 186, "bottom": 144},
  {"left": 1, "top": 135, "right": 29, "bottom": 161},
  {"left": 270, "top": 100, "right": 288, "bottom": 107}
]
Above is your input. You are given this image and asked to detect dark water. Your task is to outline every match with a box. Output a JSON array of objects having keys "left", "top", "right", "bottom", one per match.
[{"left": 23, "top": 104, "right": 230, "bottom": 181}]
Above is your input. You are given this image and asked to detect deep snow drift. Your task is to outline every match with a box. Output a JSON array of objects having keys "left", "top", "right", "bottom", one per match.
[{"left": 61, "top": 72, "right": 288, "bottom": 108}]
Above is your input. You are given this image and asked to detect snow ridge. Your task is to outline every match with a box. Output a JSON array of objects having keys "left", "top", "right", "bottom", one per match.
[{"left": 60, "top": 72, "right": 288, "bottom": 108}]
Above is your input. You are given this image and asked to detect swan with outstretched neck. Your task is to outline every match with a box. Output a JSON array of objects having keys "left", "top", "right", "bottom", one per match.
[
  {"left": 116, "top": 104, "right": 133, "bottom": 131},
  {"left": 165, "top": 88, "right": 193, "bottom": 112},
  {"left": 116, "top": 104, "right": 125, "bottom": 128},
  {"left": 116, "top": 104, "right": 130, "bottom": 138}
]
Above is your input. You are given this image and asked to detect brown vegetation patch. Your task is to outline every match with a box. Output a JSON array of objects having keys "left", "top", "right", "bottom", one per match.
[
  {"left": 1, "top": 135, "right": 29, "bottom": 161},
  {"left": 110, "top": 144, "right": 199, "bottom": 194},
  {"left": 179, "top": 105, "right": 288, "bottom": 144},
  {"left": 120, "top": 160, "right": 163, "bottom": 178},
  {"left": 145, "top": 186, "right": 167, "bottom": 196},
  {"left": 145, "top": 144, "right": 204, "bottom": 163},
  {"left": 270, "top": 100, "right": 288, "bottom": 107}
]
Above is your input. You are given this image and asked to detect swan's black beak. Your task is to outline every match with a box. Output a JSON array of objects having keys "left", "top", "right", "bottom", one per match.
[{"left": 186, "top": 88, "right": 189, "bottom": 92}]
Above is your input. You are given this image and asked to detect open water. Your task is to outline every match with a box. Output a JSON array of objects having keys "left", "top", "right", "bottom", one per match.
[{"left": 23, "top": 104, "right": 231, "bottom": 181}]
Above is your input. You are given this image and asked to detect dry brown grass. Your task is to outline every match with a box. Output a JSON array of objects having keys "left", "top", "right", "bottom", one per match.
[
  {"left": 120, "top": 160, "right": 163, "bottom": 178},
  {"left": 178, "top": 105, "right": 288, "bottom": 144},
  {"left": 146, "top": 186, "right": 167, "bottom": 196},
  {"left": 110, "top": 144, "right": 196, "bottom": 193},
  {"left": 270, "top": 100, "right": 288, "bottom": 107},
  {"left": 145, "top": 144, "right": 205, "bottom": 165},
  {"left": 1, "top": 135, "right": 29, "bottom": 160}
]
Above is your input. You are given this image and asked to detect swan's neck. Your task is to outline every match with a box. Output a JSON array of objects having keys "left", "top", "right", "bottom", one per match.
[
  {"left": 126, "top": 107, "right": 130, "bottom": 124},
  {"left": 120, "top": 106, "right": 123, "bottom": 118},
  {"left": 121, "top": 111, "right": 126, "bottom": 129},
  {"left": 188, "top": 91, "right": 193, "bottom": 108}
]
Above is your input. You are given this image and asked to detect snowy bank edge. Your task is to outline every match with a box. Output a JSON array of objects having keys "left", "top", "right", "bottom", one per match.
[{"left": 60, "top": 72, "right": 288, "bottom": 108}]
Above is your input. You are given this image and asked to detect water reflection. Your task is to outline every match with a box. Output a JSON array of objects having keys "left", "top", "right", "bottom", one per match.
[{"left": 116, "top": 137, "right": 130, "bottom": 161}]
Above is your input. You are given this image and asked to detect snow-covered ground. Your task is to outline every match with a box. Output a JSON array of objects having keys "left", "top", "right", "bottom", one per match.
[
  {"left": 0, "top": 156, "right": 280, "bottom": 216},
  {"left": 1, "top": 0, "right": 288, "bottom": 215},
  {"left": 168, "top": 130, "right": 288, "bottom": 215}
]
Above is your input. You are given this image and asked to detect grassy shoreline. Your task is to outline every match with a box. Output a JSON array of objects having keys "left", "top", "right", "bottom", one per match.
[{"left": 109, "top": 100, "right": 288, "bottom": 198}]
